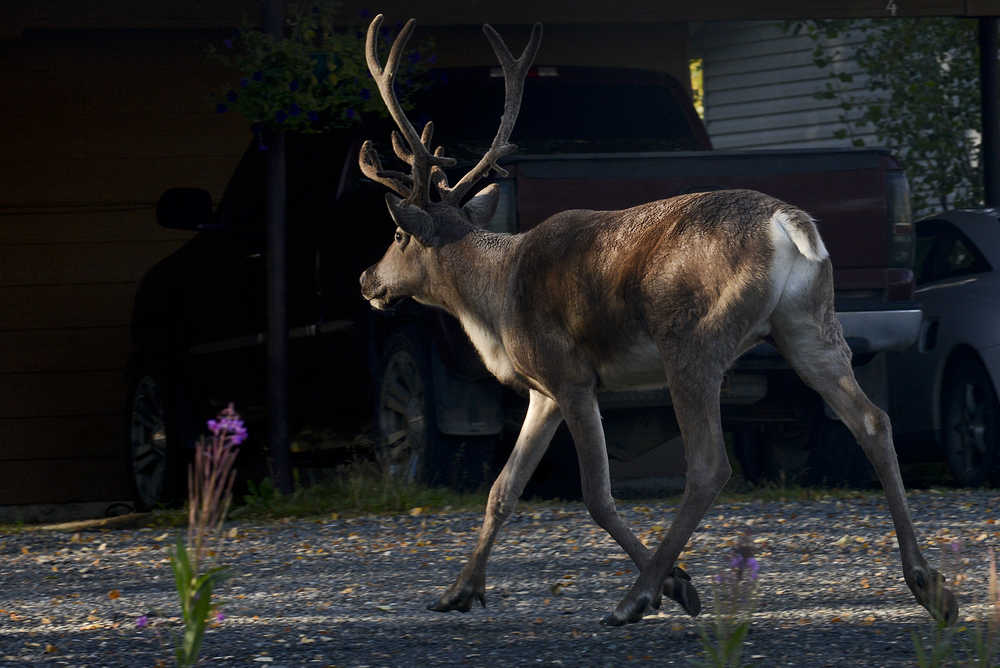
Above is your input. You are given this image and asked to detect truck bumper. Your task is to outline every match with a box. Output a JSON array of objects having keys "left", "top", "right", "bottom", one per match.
[
  {"left": 742, "top": 307, "right": 923, "bottom": 362},
  {"left": 598, "top": 306, "right": 922, "bottom": 410},
  {"left": 839, "top": 308, "right": 923, "bottom": 353}
]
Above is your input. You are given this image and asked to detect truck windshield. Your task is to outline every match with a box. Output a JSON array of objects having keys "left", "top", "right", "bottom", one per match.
[{"left": 415, "top": 67, "right": 706, "bottom": 159}]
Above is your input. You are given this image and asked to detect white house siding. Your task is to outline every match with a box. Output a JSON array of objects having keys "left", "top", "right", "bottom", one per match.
[{"left": 697, "top": 21, "right": 882, "bottom": 150}]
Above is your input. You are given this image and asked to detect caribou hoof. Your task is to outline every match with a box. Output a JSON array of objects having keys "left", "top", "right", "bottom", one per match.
[
  {"left": 601, "top": 592, "right": 652, "bottom": 627},
  {"left": 911, "top": 566, "right": 959, "bottom": 626},
  {"left": 604, "top": 566, "right": 700, "bottom": 626},
  {"left": 427, "top": 582, "right": 486, "bottom": 613},
  {"left": 665, "top": 566, "right": 701, "bottom": 617}
]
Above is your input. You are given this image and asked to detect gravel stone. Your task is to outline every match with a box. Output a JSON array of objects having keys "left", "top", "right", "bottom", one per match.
[{"left": 1, "top": 489, "right": 997, "bottom": 666}]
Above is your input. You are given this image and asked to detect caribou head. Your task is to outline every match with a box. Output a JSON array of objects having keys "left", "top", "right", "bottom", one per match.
[{"left": 358, "top": 14, "right": 541, "bottom": 311}]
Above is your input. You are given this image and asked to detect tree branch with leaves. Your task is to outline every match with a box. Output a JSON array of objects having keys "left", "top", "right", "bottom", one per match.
[{"left": 790, "top": 18, "right": 983, "bottom": 216}]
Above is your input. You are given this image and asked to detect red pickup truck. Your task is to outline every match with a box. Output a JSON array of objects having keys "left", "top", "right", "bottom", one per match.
[{"left": 126, "top": 65, "right": 918, "bottom": 507}]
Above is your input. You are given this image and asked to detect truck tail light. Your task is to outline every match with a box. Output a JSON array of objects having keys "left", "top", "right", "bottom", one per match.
[{"left": 887, "top": 170, "right": 914, "bottom": 268}]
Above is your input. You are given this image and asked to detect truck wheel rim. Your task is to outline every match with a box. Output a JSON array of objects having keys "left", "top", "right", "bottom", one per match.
[
  {"left": 946, "top": 381, "right": 989, "bottom": 481},
  {"left": 129, "top": 376, "right": 168, "bottom": 507},
  {"left": 378, "top": 350, "right": 427, "bottom": 481}
]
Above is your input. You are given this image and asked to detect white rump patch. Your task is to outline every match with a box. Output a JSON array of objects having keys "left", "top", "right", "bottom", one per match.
[{"left": 771, "top": 210, "right": 828, "bottom": 262}]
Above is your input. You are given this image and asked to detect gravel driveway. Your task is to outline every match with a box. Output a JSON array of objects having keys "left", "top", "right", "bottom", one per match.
[{"left": 1, "top": 489, "right": 997, "bottom": 667}]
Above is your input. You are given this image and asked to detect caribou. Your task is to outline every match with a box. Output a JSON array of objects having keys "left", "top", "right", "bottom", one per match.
[{"left": 357, "top": 14, "right": 957, "bottom": 626}]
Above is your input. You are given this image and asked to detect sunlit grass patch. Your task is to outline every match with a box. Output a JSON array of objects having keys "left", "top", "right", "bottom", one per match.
[{"left": 229, "top": 459, "right": 488, "bottom": 521}]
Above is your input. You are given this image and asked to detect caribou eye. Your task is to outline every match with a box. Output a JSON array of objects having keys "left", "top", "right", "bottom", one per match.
[{"left": 394, "top": 230, "right": 408, "bottom": 247}]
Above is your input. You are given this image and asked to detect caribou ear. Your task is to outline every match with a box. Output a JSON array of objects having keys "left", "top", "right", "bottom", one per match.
[
  {"left": 462, "top": 183, "right": 500, "bottom": 227},
  {"left": 385, "top": 193, "right": 436, "bottom": 244}
]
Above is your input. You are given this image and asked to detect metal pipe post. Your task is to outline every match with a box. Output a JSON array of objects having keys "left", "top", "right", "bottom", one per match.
[
  {"left": 981, "top": 16, "right": 1000, "bottom": 208},
  {"left": 263, "top": 0, "right": 292, "bottom": 494}
]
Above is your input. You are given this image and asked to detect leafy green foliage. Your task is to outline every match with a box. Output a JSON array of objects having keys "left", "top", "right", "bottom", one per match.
[
  {"left": 170, "top": 538, "right": 231, "bottom": 667},
  {"left": 695, "top": 536, "right": 760, "bottom": 668},
  {"left": 210, "top": 2, "right": 431, "bottom": 135},
  {"left": 792, "top": 18, "right": 984, "bottom": 215}
]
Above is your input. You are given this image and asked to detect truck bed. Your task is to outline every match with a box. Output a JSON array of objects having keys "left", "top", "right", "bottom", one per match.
[{"left": 509, "top": 149, "right": 902, "bottom": 292}]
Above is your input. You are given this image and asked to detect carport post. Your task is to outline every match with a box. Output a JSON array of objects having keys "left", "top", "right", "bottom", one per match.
[
  {"left": 263, "top": 0, "right": 293, "bottom": 495},
  {"left": 981, "top": 16, "right": 1000, "bottom": 208}
]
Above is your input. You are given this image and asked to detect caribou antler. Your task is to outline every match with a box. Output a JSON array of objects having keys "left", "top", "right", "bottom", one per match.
[
  {"left": 436, "top": 22, "right": 542, "bottom": 205},
  {"left": 360, "top": 15, "right": 455, "bottom": 207},
  {"left": 360, "top": 15, "right": 542, "bottom": 208}
]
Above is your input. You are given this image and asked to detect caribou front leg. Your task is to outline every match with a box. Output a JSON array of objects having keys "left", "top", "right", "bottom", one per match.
[
  {"left": 560, "top": 390, "right": 702, "bottom": 623},
  {"left": 428, "top": 390, "right": 562, "bottom": 612}
]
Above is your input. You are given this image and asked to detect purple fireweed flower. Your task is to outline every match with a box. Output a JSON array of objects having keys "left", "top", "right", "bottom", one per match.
[
  {"left": 226, "top": 90, "right": 238, "bottom": 102},
  {"left": 275, "top": 110, "right": 288, "bottom": 124},
  {"left": 289, "top": 79, "right": 300, "bottom": 92},
  {"left": 726, "top": 536, "right": 759, "bottom": 582},
  {"left": 208, "top": 418, "right": 247, "bottom": 445},
  {"left": 289, "top": 103, "right": 302, "bottom": 117},
  {"left": 307, "top": 111, "right": 319, "bottom": 122},
  {"left": 240, "top": 77, "right": 249, "bottom": 88},
  {"left": 136, "top": 615, "right": 148, "bottom": 628},
  {"left": 224, "top": 39, "right": 233, "bottom": 49},
  {"left": 207, "top": 404, "right": 247, "bottom": 445},
  {"left": 408, "top": 51, "right": 421, "bottom": 64},
  {"left": 252, "top": 70, "right": 263, "bottom": 82},
  {"left": 360, "top": 88, "right": 371, "bottom": 100},
  {"left": 346, "top": 108, "right": 356, "bottom": 119},
  {"left": 216, "top": 103, "right": 228, "bottom": 114}
]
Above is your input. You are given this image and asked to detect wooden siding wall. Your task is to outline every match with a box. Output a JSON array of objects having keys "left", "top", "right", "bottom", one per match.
[
  {"left": 699, "top": 21, "right": 881, "bottom": 150},
  {"left": 0, "top": 29, "right": 248, "bottom": 505}
]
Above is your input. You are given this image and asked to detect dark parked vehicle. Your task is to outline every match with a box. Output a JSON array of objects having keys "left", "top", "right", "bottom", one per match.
[
  {"left": 125, "top": 65, "right": 920, "bottom": 508},
  {"left": 888, "top": 210, "right": 1000, "bottom": 487}
]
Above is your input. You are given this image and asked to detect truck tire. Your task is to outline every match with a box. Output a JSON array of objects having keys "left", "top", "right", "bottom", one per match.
[
  {"left": 806, "top": 417, "right": 876, "bottom": 488},
  {"left": 375, "top": 332, "right": 493, "bottom": 489},
  {"left": 733, "top": 427, "right": 765, "bottom": 483},
  {"left": 941, "top": 357, "right": 998, "bottom": 487},
  {"left": 732, "top": 422, "right": 811, "bottom": 486},
  {"left": 124, "top": 370, "right": 192, "bottom": 510}
]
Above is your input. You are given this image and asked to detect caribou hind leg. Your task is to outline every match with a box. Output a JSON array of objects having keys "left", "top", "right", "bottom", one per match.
[
  {"left": 559, "top": 388, "right": 702, "bottom": 621},
  {"left": 770, "top": 259, "right": 958, "bottom": 625},
  {"left": 600, "top": 368, "right": 731, "bottom": 626}
]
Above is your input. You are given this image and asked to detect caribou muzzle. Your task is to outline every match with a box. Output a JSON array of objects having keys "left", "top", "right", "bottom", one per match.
[{"left": 360, "top": 267, "right": 401, "bottom": 311}]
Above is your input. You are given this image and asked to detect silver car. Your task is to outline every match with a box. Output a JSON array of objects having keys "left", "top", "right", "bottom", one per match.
[{"left": 889, "top": 209, "right": 1000, "bottom": 486}]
